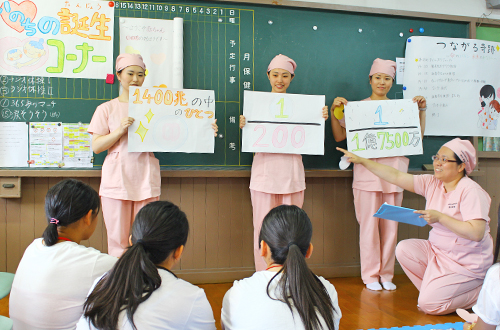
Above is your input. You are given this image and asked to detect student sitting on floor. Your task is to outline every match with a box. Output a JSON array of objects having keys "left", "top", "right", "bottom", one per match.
[
  {"left": 9, "top": 179, "right": 117, "bottom": 330},
  {"left": 221, "top": 205, "right": 341, "bottom": 330},
  {"left": 77, "top": 201, "right": 216, "bottom": 330}
]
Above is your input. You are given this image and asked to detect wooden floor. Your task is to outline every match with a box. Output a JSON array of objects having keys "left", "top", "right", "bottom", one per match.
[{"left": 0, "top": 274, "right": 462, "bottom": 330}]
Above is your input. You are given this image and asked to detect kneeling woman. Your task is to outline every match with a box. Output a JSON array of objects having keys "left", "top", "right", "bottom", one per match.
[
  {"left": 337, "top": 138, "right": 493, "bottom": 315},
  {"left": 221, "top": 205, "right": 341, "bottom": 330},
  {"left": 77, "top": 201, "right": 216, "bottom": 330}
]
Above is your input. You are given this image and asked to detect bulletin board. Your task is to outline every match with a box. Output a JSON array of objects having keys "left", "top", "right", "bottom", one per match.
[{"left": 0, "top": 0, "right": 468, "bottom": 169}]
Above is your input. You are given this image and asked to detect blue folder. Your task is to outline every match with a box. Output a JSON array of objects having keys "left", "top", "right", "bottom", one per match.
[
  {"left": 365, "top": 321, "right": 464, "bottom": 330},
  {"left": 373, "top": 203, "right": 427, "bottom": 227}
]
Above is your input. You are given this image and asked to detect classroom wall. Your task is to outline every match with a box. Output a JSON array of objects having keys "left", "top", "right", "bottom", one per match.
[
  {"left": 291, "top": 0, "right": 500, "bottom": 20},
  {"left": 2, "top": 171, "right": 498, "bottom": 284},
  {"left": 0, "top": 174, "right": 434, "bottom": 283}
]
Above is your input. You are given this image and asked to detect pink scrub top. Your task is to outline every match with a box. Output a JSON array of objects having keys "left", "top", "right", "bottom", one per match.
[
  {"left": 249, "top": 153, "right": 305, "bottom": 194},
  {"left": 88, "top": 98, "right": 161, "bottom": 201},
  {"left": 339, "top": 97, "right": 408, "bottom": 193},
  {"left": 414, "top": 174, "right": 493, "bottom": 278}
]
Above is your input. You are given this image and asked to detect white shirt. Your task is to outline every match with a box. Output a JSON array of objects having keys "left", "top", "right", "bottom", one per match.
[
  {"left": 9, "top": 238, "right": 117, "bottom": 330},
  {"left": 473, "top": 263, "right": 500, "bottom": 329},
  {"left": 76, "top": 268, "right": 216, "bottom": 330},
  {"left": 221, "top": 271, "right": 342, "bottom": 330}
]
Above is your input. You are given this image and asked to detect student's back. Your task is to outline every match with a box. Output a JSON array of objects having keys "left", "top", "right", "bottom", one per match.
[
  {"left": 222, "top": 271, "right": 340, "bottom": 330},
  {"left": 10, "top": 239, "right": 116, "bottom": 330},
  {"left": 78, "top": 201, "right": 216, "bottom": 330},
  {"left": 9, "top": 179, "right": 116, "bottom": 330},
  {"left": 77, "top": 269, "right": 214, "bottom": 330},
  {"left": 221, "top": 205, "right": 341, "bottom": 330}
]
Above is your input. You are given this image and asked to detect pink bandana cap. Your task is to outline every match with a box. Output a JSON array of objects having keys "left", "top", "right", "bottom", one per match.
[
  {"left": 369, "top": 58, "right": 396, "bottom": 79},
  {"left": 267, "top": 54, "right": 297, "bottom": 75},
  {"left": 115, "top": 53, "right": 146, "bottom": 72},
  {"left": 442, "top": 138, "right": 476, "bottom": 175}
]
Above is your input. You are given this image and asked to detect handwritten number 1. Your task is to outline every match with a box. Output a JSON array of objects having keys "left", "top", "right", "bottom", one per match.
[
  {"left": 275, "top": 98, "right": 288, "bottom": 118},
  {"left": 374, "top": 105, "right": 388, "bottom": 125}
]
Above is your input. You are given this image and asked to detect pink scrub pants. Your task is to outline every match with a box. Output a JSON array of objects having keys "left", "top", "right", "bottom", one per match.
[
  {"left": 353, "top": 189, "right": 402, "bottom": 285},
  {"left": 101, "top": 196, "right": 159, "bottom": 257},
  {"left": 396, "top": 239, "right": 483, "bottom": 315},
  {"left": 250, "top": 189, "right": 304, "bottom": 271}
]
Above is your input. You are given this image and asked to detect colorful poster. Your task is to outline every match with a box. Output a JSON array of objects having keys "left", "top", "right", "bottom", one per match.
[
  {"left": 128, "top": 87, "right": 215, "bottom": 153},
  {"left": 119, "top": 17, "right": 183, "bottom": 89},
  {"left": 0, "top": 0, "right": 114, "bottom": 79},
  {"left": 29, "top": 121, "right": 62, "bottom": 167},
  {"left": 241, "top": 91, "right": 325, "bottom": 155},
  {"left": 344, "top": 99, "right": 423, "bottom": 158},
  {"left": 404, "top": 36, "right": 500, "bottom": 137},
  {"left": 62, "top": 123, "right": 92, "bottom": 168}
]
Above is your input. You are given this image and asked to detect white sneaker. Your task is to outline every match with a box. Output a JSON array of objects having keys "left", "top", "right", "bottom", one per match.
[
  {"left": 366, "top": 282, "right": 383, "bottom": 291},
  {"left": 382, "top": 282, "right": 397, "bottom": 290}
]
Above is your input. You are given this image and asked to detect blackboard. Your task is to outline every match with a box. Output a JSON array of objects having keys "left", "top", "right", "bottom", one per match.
[{"left": 0, "top": 0, "right": 469, "bottom": 169}]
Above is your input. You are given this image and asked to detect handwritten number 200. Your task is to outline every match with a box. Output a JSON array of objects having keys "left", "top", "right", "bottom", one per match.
[{"left": 253, "top": 125, "right": 305, "bottom": 149}]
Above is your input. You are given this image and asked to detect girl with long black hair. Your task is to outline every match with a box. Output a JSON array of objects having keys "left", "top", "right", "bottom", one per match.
[
  {"left": 76, "top": 201, "right": 216, "bottom": 330},
  {"left": 221, "top": 205, "right": 341, "bottom": 330}
]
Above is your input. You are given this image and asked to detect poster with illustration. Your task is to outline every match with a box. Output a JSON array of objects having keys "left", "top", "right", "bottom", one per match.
[
  {"left": 119, "top": 17, "right": 183, "bottom": 89},
  {"left": 128, "top": 87, "right": 215, "bottom": 153},
  {"left": 404, "top": 36, "right": 500, "bottom": 137},
  {"left": 241, "top": 91, "right": 325, "bottom": 155},
  {"left": 0, "top": 0, "right": 114, "bottom": 79},
  {"left": 344, "top": 99, "right": 423, "bottom": 159}
]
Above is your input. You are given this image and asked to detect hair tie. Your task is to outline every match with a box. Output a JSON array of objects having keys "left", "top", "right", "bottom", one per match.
[
  {"left": 287, "top": 242, "right": 297, "bottom": 249},
  {"left": 50, "top": 218, "right": 59, "bottom": 225},
  {"left": 136, "top": 239, "right": 144, "bottom": 245}
]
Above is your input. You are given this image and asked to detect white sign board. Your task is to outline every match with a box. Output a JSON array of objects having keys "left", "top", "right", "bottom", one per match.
[
  {"left": 0, "top": 122, "right": 28, "bottom": 167},
  {"left": 404, "top": 36, "right": 500, "bottom": 137},
  {"left": 242, "top": 91, "right": 325, "bottom": 155},
  {"left": 0, "top": 0, "right": 114, "bottom": 79},
  {"left": 119, "top": 17, "right": 183, "bottom": 89},
  {"left": 128, "top": 87, "right": 215, "bottom": 153},
  {"left": 345, "top": 99, "right": 423, "bottom": 158}
]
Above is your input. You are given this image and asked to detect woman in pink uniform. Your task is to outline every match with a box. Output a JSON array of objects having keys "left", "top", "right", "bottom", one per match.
[
  {"left": 337, "top": 138, "right": 493, "bottom": 315},
  {"left": 240, "top": 54, "right": 328, "bottom": 271},
  {"left": 331, "top": 58, "right": 427, "bottom": 291},
  {"left": 89, "top": 54, "right": 217, "bottom": 257},
  {"left": 88, "top": 54, "right": 159, "bottom": 257}
]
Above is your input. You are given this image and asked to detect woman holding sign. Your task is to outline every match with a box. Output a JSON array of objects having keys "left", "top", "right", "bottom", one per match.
[
  {"left": 240, "top": 54, "right": 329, "bottom": 271},
  {"left": 88, "top": 54, "right": 160, "bottom": 258},
  {"left": 88, "top": 53, "right": 217, "bottom": 257},
  {"left": 330, "top": 58, "right": 427, "bottom": 291},
  {"left": 337, "top": 138, "right": 493, "bottom": 315}
]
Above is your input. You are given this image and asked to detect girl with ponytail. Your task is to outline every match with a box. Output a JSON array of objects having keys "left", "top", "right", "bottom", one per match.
[
  {"left": 77, "top": 201, "right": 216, "bottom": 330},
  {"left": 9, "top": 179, "right": 117, "bottom": 330},
  {"left": 221, "top": 205, "right": 341, "bottom": 330}
]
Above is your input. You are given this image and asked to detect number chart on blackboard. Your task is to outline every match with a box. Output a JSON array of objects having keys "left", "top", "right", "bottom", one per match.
[{"left": 0, "top": 0, "right": 468, "bottom": 169}]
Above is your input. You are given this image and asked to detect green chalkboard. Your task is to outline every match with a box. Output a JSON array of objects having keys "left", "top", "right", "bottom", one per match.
[{"left": 0, "top": 0, "right": 469, "bottom": 169}]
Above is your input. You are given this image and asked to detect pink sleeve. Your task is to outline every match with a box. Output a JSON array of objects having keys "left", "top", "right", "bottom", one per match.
[
  {"left": 88, "top": 103, "right": 110, "bottom": 136},
  {"left": 460, "top": 187, "right": 491, "bottom": 223},
  {"left": 413, "top": 174, "right": 434, "bottom": 197}
]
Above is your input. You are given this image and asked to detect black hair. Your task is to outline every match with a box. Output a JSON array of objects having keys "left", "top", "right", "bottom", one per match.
[
  {"left": 83, "top": 201, "right": 189, "bottom": 330},
  {"left": 42, "top": 179, "right": 100, "bottom": 246},
  {"left": 259, "top": 205, "right": 336, "bottom": 330},
  {"left": 453, "top": 152, "right": 466, "bottom": 177},
  {"left": 480, "top": 85, "right": 495, "bottom": 107}
]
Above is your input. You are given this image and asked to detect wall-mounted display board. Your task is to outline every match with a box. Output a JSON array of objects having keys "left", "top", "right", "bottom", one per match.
[{"left": 0, "top": 0, "right": 468, "bottom": 169}]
